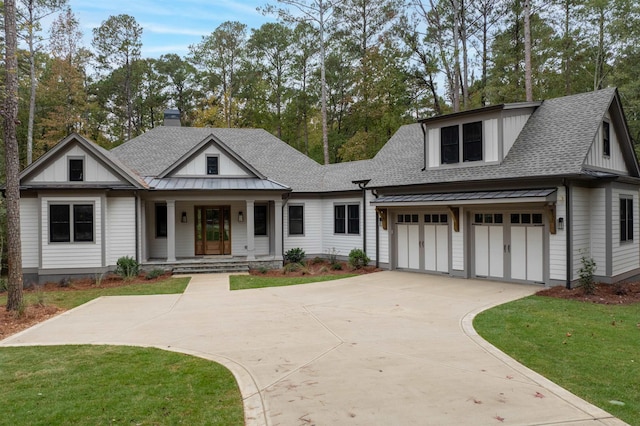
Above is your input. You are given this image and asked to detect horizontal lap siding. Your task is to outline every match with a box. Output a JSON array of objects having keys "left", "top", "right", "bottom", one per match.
[
  {"left": 284, "top": 199, "right": 322, "bottom": 254},
  {"left": 20, "top": 198, "right": 40, "bottom": 268},
  {"left": 549, "top": 186, "right": 567, "bottom": 280},
  {"left": 41, "top": 196, "right": 103, "bottom": 269},
  {"left": 612, "top": 188, "right": 639, "bottom": 276},
  {"left": 106, "top": 197, "right": 136, "bottom": 266},
  {"left": 323, "top": 196, "right": 363, "bottom": 258}
]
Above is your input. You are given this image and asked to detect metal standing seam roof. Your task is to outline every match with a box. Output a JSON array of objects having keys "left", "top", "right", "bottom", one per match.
[
  {"left": 371, "top": 188, "right": 557, "bottom": 204},
  {"left": 143, "top": 177, "right": 290, "bottom": 191}
]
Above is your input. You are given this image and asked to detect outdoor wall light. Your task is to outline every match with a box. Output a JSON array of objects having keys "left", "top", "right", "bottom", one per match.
[
  {"left": 558, "top": 217, "right": 564, "bottom": 231},
  {"left": 238, "top": 211, "right": 244, "bottom": 222},
  {"left": 181, "top": 211, "right": 187, "bottom": 223}
]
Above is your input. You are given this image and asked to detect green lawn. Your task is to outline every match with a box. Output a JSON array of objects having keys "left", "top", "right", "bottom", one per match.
[
  {"left": 1, "top": 277, "right": 190, "bottom": 310},
  {"left": 229, "top": 274, "right": 357, "bottom": 290},
  {"left": 474, "top": 296, "right": 640, "bottom": 425},
  {"left": 0, "top": 345, "right": 243, "bottom": 425}
]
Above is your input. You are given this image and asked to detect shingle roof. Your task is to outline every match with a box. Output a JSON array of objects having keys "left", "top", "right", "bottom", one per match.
[{"left": 110, "top": 88, "right": 630, "bottom": 193}]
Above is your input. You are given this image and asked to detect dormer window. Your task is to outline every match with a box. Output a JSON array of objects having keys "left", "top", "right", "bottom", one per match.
[
  {"left": 440, "top": 121, "right": 483, "bottom": 164},
  {"left": 206, "top": 155, "right": 219, "bottom": 175},
  {"left": 69, "top": 158, "right": 84, "bottom": 181},
  {"left": 603, "top": 121, "right": 610, "bottom": 157}
]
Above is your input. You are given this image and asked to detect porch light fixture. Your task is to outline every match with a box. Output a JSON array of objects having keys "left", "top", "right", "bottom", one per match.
[
  {"left": 181, "top": 211, "right": 187, "bottom": 223},
  {"left": 238, "top": 211, "right": 244, "bottom": 222},
  {"left": 558, "top": 217, "right": 564, "bottom": 231}
]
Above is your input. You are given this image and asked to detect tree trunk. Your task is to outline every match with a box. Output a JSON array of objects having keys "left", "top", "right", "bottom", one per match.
[
  {"left": 27, "top": 1, "right": 36, "bottom": 165},
  {"left": 451, "top": 0, "right": 461, "bottom": 112},
  {"left": 523, "top": 0, "right": 533, "bottom": 101},
  {"left": 4, "top": 0, "right": 25, "bottom": 312},
  {"left": 320, "top": 0, "right": 330, "bottom": 165}
]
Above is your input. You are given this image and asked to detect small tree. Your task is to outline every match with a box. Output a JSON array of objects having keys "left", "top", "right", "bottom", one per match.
[{"left": 578, "top": 255, "right": 597, "bottom": 295}]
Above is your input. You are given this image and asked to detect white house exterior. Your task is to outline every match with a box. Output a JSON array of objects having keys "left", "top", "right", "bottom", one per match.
[{"left": 17, "top": 88, "right": 640, "bottom": 287}]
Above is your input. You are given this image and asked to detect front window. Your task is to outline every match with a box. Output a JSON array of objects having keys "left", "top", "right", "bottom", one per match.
[
  {"left": 254, "top": 204, "right": 268, "bottom": 236},
  {"left": 334, "top": 205, "right": 346, "bottom": 233},
  {"left": 603, "top": 121, "right": 610, "bottom": 157},
  {"left": 49, "top": 204, "right": 94, "bottom": 243},
  {"left": 206, "top": 156, "right": 219, "bottom": 175},
  {"left": 347, "top": 205, "right": 360, "bottom": 234},
  {"left": 156, "top": 204, "right": 167, "bottom": 238},
  {"left": 288, "top": 205, "right": 304, "bottom": 235},
  {"left": 463, "top": 122, "right": 483, "bottom": 162},
  {"left": 621, "top": 197, "right": 633, "bottom": 242},
  {"left": 440, "top": 125, "right": 459, "bottom": 164},
  {"left": 69, "top": 158, "right": 84, "bottom": 181}
]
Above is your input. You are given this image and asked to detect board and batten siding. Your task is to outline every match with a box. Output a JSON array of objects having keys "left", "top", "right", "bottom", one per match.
[
  {"left": 589, "top": 188, "right": 607, "bottom": 271},
  {"left": 484, "top": 119, "right": 499, "bottom": 163},
  {"left": 284, "top": 199, "right": 323, "bottom": 254},
  {"left": 502, "top": 113, "right": 531, "bottom": 157},
  {"left": 451, "top": 207, "right": 465, "bottom": 271},
  {"left": 322, "top": 196, "right": 363, "bottom": 258},
  {"left": 584, "top": 118, "right": 628, "bottom": 174},
  {"left": 427, "top": 128, "right": 440, "bottom": 168},
  {"left": 612, "top": 188, "right": 639, "bottom": 276},
  {"left": 549, "top": 186, "right": 567, "bottom": 281},
  {"left": 571, "top": 187, "right": 592, "bottom": 280},
  {"left": 173, "top": 145, "right": 251, "bottom": 177},
  {"left": 20, "top": 197, "right": 40, "bottom": 268},
  {"left": 27, "top": 145, "right": 122, "bottom": 183},
  {"left": 40, "top": 196, "right": 103, "bottom": 269},
  {"left": 105, "top": 197, "right": 136, "bottom": 266}
]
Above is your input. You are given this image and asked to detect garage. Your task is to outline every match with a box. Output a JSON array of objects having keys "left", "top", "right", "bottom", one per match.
[{"left": 396, "top": 212, "right": 449, "bottom": 273}]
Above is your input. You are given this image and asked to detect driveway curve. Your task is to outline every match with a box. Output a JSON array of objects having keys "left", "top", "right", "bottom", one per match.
[{"left": 1, "top": 271, "right": 625, "bottom": 425}]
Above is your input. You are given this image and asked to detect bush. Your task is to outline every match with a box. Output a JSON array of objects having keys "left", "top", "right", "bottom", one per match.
[
  {"left": 348, "top": 248, "right": 370, "bottom": 269},
  {"left": 331, "top": 262, "right": 343, "bottom": 270},
  {"left": 578, "top": 255, "right": 597, "bottom": 295},
  {"left": 282, "top": 262, "right": 301, "bottom": 274},
  {"left": 284, "top": 248, "right": 306, "bottom": 264},
  {"left": 116, "top": 256, "right": 140, "bottom": 280},
  {"left": 145, "top": 268, "right": 165, "bottom": 280},
  {"left": 326, "top": 247, "right": 339, "bottom": 264},
  {"left": 311, "top": 256, "right": 325, "bottom": 265}
]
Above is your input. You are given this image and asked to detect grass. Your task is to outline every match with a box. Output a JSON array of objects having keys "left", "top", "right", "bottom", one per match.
[
  {"left": 0, "top": 277, "right": 190, "bottom": 310},
  {"left": 474, "top": 296, "right": 640, "bottom": 425},
  {"left": 229, "top": 274, "right": 357, "bottom": 290},
  {"left": 0, "top": 345, "right": 243, "bottom": 425}
]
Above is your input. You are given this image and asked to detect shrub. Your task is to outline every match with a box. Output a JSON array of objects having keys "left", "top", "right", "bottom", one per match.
[
  {"left": 58, "top": 277, "right": 71, "bottom": 288},
  {"left": 311, "top": 256, "right": 325, "bottom": 265},
  {"left": 331, "top": 262, "right": 343, "bottom": 270},
  {"left": 284, "top": 247, "right": 306, "bottom": 264},
  {"left": 258, "top": 267, "right": 269, "bottom": 274},
  {"left": 348, "top": 248, "right": 370, "bottom": 269},
  {"left": 283, "top": 262, "right": 300, "bottom": 274},
  {"left": 578, "top": 255, "right": 597, "bottom": 295},
  {"left": 326, "top": 247, "right": 339, "bottom": 264},
  {"left": 145, "top": 268, "right": 165, "bottom": 280},
  {"left": 116, "top": 256, "right": 140, "bottom": 280}
]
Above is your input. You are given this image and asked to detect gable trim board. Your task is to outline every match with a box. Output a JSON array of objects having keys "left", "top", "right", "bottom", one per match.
[{"left": 17, "top": 88, "right": 640, "bottom": 286}]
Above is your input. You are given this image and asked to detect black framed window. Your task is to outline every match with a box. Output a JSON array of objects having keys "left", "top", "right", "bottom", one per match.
[
  {"left": 254, "top": 204, "right": 268, "bottom": 236},
  {"left": 440, "top": 125, "right": 459, "bottom": 164},
  {"left": 69, "top": 158, "right": 84, "bottom": 181},
  {"left": 206, "top": 156, "right": 219, "bottom": 175},
  {"left": 334, "top": 205, "right": 346, "bottom": 233},
  {"left": 463, "top": 121, "right": 483, "bottom": 162},
  {"left": 49, "top": 204, "right": 94, "bottom": 243},
  {"left": 347, "top": 205, "right": 360, "bottom": 234},
  {"left": 603, "top": 121, "right": 610, "bottom": 157},
  {"left": 50, "top": 205, "right": 71, "bottom": 242},
  {"left": 289, "top": 205, "right": 304, "bottom": 235},
  {"left": 621, "top": 197, "right": 633, "bottom": 242},
  {"left": 156, "top": 204, "right": 167, "bottom": 238}
]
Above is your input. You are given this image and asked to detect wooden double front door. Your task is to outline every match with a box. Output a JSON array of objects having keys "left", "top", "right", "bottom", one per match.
[{"left": 195, "top": 206, "right": 231, "bottom": 255}]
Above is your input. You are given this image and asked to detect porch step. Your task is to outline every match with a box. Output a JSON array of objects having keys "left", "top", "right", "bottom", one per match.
[{"left": 172, "top": 263, "right": 250, "bottom": 275}]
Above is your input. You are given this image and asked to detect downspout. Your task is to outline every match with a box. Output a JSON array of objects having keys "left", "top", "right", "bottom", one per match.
[
  {"left": 353, "top": 180, "right": 371, "bottom": 254},
  {"left": 421, "top": 122, "right": 427, "bottom": 171},
  {"left": 373, "top": 189, "right": 379, "bottom": 268},
  {"left": 134, "top": 191, "right": 139, "bottom": 263},
  {"left": 565, "top": 180, "right": 572, "bottom": 289}
]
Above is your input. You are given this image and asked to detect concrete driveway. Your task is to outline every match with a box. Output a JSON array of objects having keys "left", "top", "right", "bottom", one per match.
[{"left": 1, "top": 272, "right": 625, "bottom": 425}]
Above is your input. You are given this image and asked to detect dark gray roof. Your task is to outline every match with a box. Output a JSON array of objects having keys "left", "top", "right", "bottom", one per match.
[
  {"left": 112, "top": 127, "right": 325, "bottom": 192},
  {"left": 372, "top": 188, "right": 557, "bottom": 204}
]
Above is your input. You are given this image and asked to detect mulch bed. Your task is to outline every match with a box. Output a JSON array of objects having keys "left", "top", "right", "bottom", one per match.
[
  {"left": 249, "top": 259, "right": 381, "bottom": 277},
  {"left": 536, "top": 282, "right": 640, "bottom": 305}
]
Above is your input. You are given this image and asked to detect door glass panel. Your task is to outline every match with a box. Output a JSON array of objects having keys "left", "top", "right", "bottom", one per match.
[
  {"left": 223, "top": 208, "right": 230, "bottom": 241},
  {"left": 474, "top": 214, "right": 482, "bottom": 223},
  {"left": 532, "top": 213, "right": 543, "bottom": 224},
  {"left": 411, "top": 214, "right": 419, "bottom": 223},
  {"left": 440, "top": 214, "right": 448, "bottom": 223},
  {"left": 511, "top": 213, "right": 520, "bottom": 224},
  {"left": 195, "top": 209, "right": 202, "bottom": 242},
  {"left": 424, "top": 214, "right": 431, "bottom": 223},
  {"left": 484, "top": 213, "right": 493, "bottom": 224},
  {"left": 522, "top": 213, "right": 531, "bottom": 224},
  {"left": 494, "top": 214, "right": 503, "bottom": 224}
]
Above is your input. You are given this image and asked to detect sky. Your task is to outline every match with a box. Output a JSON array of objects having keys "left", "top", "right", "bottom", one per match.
[{"left": 64, "top": 0, "right": 276, "bottom": 58}]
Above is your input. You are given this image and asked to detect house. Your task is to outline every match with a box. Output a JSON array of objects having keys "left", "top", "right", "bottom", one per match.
[{"left": 17, "top": 87, "right": 640, "bottom": 287}]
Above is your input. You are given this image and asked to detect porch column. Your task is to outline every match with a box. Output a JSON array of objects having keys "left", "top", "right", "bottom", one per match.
[
  {"left": 140, "top": 200, "right": 147, "bottom": 262},
  {"left": 274, "top": 199, "right": 283, "bottom": 258},
  {"left": 166, "top": 200, "right": 176, "bottom": 262},
  {"left": 246, "top": 200, "right": 255, "bottom": 260}
]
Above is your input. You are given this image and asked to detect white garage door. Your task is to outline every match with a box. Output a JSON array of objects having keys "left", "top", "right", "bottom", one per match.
[
  {"left": 396, "top": 213, "right": 449, "bottom": 273},
  {"left": 397, "top": 214, "right": 420, "bottom": 269},
  {"left": 473, "top": 214, "right": 504, "bottom": 279},
  {"left": 424, "top": 214, "right": 449, "bottom": 273},
  {"left": 510, "top": 213, "right": 544, "bottom": 283}
]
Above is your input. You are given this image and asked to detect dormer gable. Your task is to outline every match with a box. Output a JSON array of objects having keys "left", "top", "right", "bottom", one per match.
[
  {"left": 421, "top": 102, "right": 539, "bottom": 170},
  {"left": 20, "top": 134, "right": 144, "bottom": 189},
  {"left": 159, "top": 134, "right": 265, "bottom": 179}
]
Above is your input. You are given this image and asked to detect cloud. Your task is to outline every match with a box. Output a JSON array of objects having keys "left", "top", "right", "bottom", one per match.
[{"left": 141, "top": 23, "right": 208, "bottom": 37}]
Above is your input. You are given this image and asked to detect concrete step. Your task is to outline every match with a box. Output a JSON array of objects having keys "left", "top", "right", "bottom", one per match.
[{"left": 172, "top": 263, "right": 250, "bottom": 274}]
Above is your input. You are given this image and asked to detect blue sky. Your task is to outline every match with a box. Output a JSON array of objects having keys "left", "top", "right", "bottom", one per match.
[{"left": 66, "top": 0, "right": 276, "bottom": 57}]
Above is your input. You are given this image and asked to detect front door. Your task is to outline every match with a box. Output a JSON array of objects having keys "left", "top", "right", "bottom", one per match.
[{"left": 195, "top": 206, "right": 231, "bottom": 255}]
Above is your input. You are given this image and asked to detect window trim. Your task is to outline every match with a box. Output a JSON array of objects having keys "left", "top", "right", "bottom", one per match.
[
  {"left": 288, "top": 204, "right": 304, "bottom": 236},
  {"left": 603, "top": 121, "right": 611, "bottom": 157},
  {"left": 333, "top": 203, "right": 360, "bottom": 235},
  {"left": 440, "top": 121, "right": 484, "bottom": 165},
  {"left": 462, "top": 121, "right": 483, "bottom": 162},
  {"left": 206, "top": 155, "right": 220, "bottom": 175},
  {"left": 254, "top": 204, "right": 268, "bottom": 236},
  {"left": 620, "top": 196, "right": 634, "bottom": 242},
  {"left": 68, "top": 156, "right": 85, "bottom": 182},
  {"left": 48, "top": 202, "right": 95, "bottom": 244},
  {"left": 440, "top": 125, "right": 459, "bottom": 164},
  {"left": 155, "top": 203, "right": 167, "bottom": 238}
]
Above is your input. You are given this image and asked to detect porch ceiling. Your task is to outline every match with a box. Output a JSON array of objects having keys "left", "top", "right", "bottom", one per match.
[{"left": 371, "top": 188, "right": 557, "bottom": 207}]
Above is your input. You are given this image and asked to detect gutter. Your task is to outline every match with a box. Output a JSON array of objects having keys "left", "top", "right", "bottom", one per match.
[
  {"left": 421, "top": 122, "right": 427, "bottom": 171},
  {"left": 352, "top": 179, "right": 371, "bottom": 254}
]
